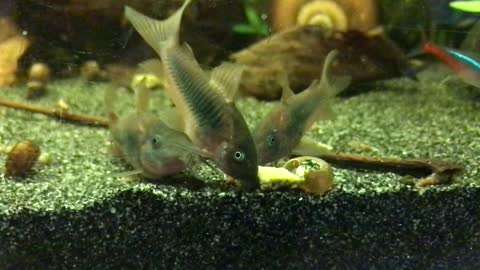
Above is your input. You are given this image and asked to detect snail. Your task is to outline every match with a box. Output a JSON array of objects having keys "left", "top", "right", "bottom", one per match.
[
  {"left": 27, "top": 62, "right": 51, "bottom": 99},
  {"left": 28, "top": 63, "right": 51, "bottom": 82},
  {"left": 271, "top": 0, "right": 378, "bottom": 34},
  {"left": 4, "top": 141, "right": 41, "bottom": 178},
  {"left": 81, "top": 60, "right": 107, "bottom": 81}
]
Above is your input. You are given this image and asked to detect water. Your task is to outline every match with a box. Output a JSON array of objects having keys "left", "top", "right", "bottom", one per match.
[{"left": 0, "top": 0, "right": 479, "bottom": 268}]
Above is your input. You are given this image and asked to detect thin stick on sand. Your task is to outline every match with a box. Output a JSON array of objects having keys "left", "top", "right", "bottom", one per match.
[
  {"left": 311, "top": 153, "right": 464, "bottom": 187},
  {"left": 0, "top": 98, "right": 109, "bottom": 127}
]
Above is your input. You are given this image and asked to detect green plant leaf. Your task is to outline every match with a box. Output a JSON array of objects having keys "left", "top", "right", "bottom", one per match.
[
  {"left": 449, "top": 1, "right": 480, "bottom": 13},
  {"left": 245, "top": 5, "right": 263, "bottom": 28},
  {"left": 232, "top": 24, "right": 259, "bottom": 35}
]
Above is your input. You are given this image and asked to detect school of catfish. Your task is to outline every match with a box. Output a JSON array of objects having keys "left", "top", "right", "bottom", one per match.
[{"left": 118, "top": 0, "right": 350, "bottom": 190}]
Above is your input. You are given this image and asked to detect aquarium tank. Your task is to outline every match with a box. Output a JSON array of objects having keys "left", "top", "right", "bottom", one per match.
[{"left": 0, "top": 0, "right": 479, "bottom": 268}]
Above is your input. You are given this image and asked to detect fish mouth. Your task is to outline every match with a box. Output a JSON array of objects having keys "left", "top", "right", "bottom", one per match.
[
  {"left": 238, "top": 173, "right": 260, "bottom": 191},
  {"left": 142, "top": 158, "right": 186, "bottom": 178}
]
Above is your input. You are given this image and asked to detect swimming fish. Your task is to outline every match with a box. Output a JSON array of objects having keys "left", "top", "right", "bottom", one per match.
[
  {"left": 423, "top": 42, "right": 480, "bottom": 88},
  {"left": 105, "top": 81, "right": 202, "bottom": 179},
  {"left": 124, "top": 0, "right": 260, "bottom": 189},
  {"left": 253, "top": 50, "right": 350, "bottom": 165}
]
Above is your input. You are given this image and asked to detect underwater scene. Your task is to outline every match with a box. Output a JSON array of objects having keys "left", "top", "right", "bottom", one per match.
[{"left": 0, "top": 0, "right": 479, "bottom": 268}]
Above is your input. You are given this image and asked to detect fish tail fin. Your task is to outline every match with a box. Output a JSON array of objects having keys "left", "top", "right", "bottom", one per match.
[
  {"left": 104, "top": 87, "right": 119, "bottom": 125},
  {"left": 124, "top": 0, "right": 191, "bottom": 54},
  {"left": 309, "top": 50, "right": 351, "bottom": 122}
]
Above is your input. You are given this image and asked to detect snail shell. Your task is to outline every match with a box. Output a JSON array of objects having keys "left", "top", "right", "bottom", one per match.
[
  {"left": 297, "top": 1, "right": 348, "bottom": 32},
  {"left": 81, "top": 60, "right": 106, "bottom": 81},
  {"left": 5, "top": 141, "right": 41, "bottom": 178},
  {"left": 271, "top": 0, "right": 378, "bottom": 33},
  {"left": 28, "top": 63, "right": 51, "bottom": 82},
  {"left": 284, "top": 156, "right": 334, "bottom": 195}
]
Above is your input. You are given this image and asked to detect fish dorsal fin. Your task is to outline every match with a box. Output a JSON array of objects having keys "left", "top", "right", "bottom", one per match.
[
  {"left": 139, "top": 59, "right": 165, "bottom": 83},
  {"left": 318, "top": 50, "right": 351, "bottom": 96},
  {"left": 104, "top": 86, "right": 119, "bottom": 124},
  {"left": 124, "top": 0, "right": 192, "bottom": 54},
  {"left": 277, "top": 72, "right": 295, "bottom": 104},
  {"left": 305, "top": 50, "right": 351, "bottom": 128},
  {"left": 461, "top": 20, "right": 480, "bottom": 51},
  {"left": 160, "top": 107, "right": 185, "bottom": 133},
  {"left": 209, "top": 62, "right": 245, "bottom": 102},
  {"left": 181, "top": 43, "right": 195, "bottom": 58},
  {"left": 132, "top": 79, "right": 151, "bottom": 116}
]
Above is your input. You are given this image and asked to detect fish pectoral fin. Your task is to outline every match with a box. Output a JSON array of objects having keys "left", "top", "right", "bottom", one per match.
[
  {"left": 168, "top": 139, "right": 210, "bottom": 157},
  {"left": 209, "top": 62, "right": 246, "bottom": 102},
  {"left": 139, "top": 59, "right": 165, "bottom": 83},
  {"left": 277, "top": 72, "right": 295, "bottom": 104},
  {"left": 292, "top": 137, "right": 332, "bottom": 156}
]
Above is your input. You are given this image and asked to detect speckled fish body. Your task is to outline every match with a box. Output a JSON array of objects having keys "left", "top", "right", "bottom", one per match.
[
  {"left": 254, "top": 51, "right": 350, "bottom": 164},
  {"left": 423, "top": 42, "right": 480, "bottom": 88},
  {"left": 124, "top": 0, "right": 260, "bottom": 189}
]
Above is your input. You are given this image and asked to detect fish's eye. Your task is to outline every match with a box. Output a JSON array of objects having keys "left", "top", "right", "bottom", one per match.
[
  {"left": 233, "top": 151, "right": 245, "bottom": 162},
  {"left": 151, "top": 135, "right": 161, "bottom": 146},
  {"left": 267, "top": 134, "right": 276, "bottom": 146}
]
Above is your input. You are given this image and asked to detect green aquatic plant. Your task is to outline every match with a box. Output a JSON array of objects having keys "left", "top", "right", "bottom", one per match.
[
  {"left": 232, "top": 0, "right": 270, "bottom": 37},
  {"left": 450, "top": 1, "right": 480, "bottom": 13}
]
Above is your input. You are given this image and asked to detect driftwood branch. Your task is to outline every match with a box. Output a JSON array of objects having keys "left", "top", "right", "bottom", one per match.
[
  {"left": 0, "top": 98, "right": 109, "bottom": 127},
  {"left": 313, "top": 153, "right": 464, "bottom": 187}
]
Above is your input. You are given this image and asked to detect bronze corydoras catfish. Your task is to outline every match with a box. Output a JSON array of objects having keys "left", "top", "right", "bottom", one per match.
[
  {"left": 105, "top": 81, "right": 202, "bottom": 179},
  {"left": 124, "top": 0, "right": 259, "bottom": 189},
  {"left": 254, "top": 50, "right": 351, "bottom": 165}
]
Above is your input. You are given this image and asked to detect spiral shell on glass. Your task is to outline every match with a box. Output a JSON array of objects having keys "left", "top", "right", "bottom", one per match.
[{"left": 271, "top": 0, "right": 378, "bottom": 33}]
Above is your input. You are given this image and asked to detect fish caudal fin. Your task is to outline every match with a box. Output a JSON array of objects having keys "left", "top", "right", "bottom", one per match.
[{"left": 124, "top": 0, "right": 192, "bottom": 54}]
